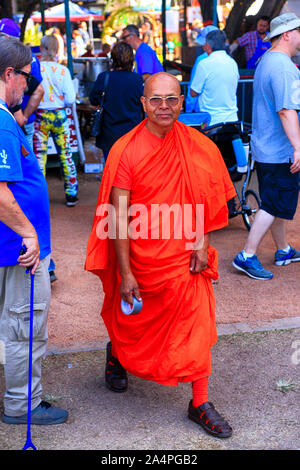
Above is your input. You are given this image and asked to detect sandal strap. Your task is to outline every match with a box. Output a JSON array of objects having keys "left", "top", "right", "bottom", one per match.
[{"left": 198, "top": 402, "right": 231, "bottom": 432}]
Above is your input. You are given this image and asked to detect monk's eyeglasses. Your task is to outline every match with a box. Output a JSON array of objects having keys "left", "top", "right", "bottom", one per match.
[
  {"left": 145, "top": 96, "right": 180, "bottom": 107},
  {"left": 14, "top": 69, "right": 32, "bottom": 85}
]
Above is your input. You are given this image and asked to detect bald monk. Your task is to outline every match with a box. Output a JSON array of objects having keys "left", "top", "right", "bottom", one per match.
[{"left": 85, "top": 72, "right": 236, "bottom": 438}]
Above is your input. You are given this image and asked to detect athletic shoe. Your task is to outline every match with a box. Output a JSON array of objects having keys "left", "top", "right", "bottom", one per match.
[
  {"left": 232, "top": 252, "right": 273, "bottom": 280},
  {"left": 105, "top": 341, "right": 128, "bottom": 393},
  {"left": 49, "top": 270, "right": 57, "bottom": 283},
  {"left": 2, "top": 401, "right": 68, "bottom": 425},
  {"left": 274, "top": 246, "right": 300, "bottom": 266},
  {"left": 65, "top": 195, "right": 79, "bottom": 207}
]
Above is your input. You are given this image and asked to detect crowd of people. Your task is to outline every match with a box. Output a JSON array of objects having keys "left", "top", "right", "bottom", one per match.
[{"left": 0, "top": 11, "right": 299, "bottom": 444}]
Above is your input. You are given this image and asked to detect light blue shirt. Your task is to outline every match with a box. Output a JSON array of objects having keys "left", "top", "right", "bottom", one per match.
[
  {"left": 251, "top": 51, "right": 300, "bottom": 164},
  {"left": 185, "top": 52, "right": 208, "bottom": 113},
  {"left": 190, "top": 50, "right": 239, "bottom": 126}
]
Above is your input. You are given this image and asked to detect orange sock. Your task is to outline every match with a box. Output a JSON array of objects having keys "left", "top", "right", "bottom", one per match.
[{"left": 192, "top": 377, "right": 209, "bottom": 407}]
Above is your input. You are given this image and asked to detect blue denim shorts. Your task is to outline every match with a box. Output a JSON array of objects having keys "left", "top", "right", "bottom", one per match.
[{"left": 256, "top": 161, "right": 300, "bottom": 220}]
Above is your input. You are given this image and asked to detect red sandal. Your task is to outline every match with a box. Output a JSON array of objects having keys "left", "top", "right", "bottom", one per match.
[{"left": 188, "top": 400, "right": 233, "bottom": 438}]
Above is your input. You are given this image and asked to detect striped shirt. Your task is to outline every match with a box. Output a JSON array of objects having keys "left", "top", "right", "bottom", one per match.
[{"left": 237, "top": 30, "right": 263, "bottom": 62}]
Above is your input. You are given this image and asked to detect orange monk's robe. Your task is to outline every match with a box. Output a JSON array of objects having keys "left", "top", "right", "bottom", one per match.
[{"left": 85, "top": 119, "right": 236, "bottom": 386}]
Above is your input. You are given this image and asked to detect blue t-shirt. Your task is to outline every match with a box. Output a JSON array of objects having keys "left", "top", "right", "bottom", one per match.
[
  {"left": 135, "top": 42, "right": 164, "bottom": 76},
  {"left": 185, "top": 52, "right": 208, "bottom": 113},
  {"left": 0, "top": 101, "right": 51, "bottom": 266},
  {"left": 251, "top": 51, "right": 300, "bottom": 163},
  {"left": 21, "top": 53, "right": 43, "bottom": 124}
]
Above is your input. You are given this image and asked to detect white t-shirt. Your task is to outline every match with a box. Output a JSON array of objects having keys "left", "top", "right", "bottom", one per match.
[
  {"left": 38, "top": 61, "right": 76, "bottom": 110},
  {"left": 191, "top": 50, "right": 239, "bottom": 126}
]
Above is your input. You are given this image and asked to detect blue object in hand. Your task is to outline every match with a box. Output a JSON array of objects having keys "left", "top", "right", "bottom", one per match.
[
  {"left": 121, "top": 296, "right": 143, "bottom": 315},
  {"left": 232, "top": 137, "right": 247, "bottom": 172}
]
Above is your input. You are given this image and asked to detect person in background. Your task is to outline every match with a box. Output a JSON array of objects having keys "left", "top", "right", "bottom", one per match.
[
  {"left": 81, "top": 44, "right": 95, "bottom": 57},
  {"left": 78, "top": 21, "right": 90, "bottom": 48},
  {"left": 89, "top": 41, "right": 144, "bottom": 162},
  {"left": 185, "top": 25, "right": 218, "bottom": 113},
  {"left": 233, "top": 13, "right": 300, "bottom": 280},
  {"left": 72, "top": 29, "right": 86, "bottom": 57},
  {"left": 121, "top": 24, "right": 164, "bottom": 81},
  {"left": 97, "top": 43, "right": 111, "bottom": 57},
  {"left": 0, "top": 18, "right": 44, "bottom": 150},
  {"left": 52, "top": 27, "right": 65, "bottom": 63},
  {"left": 230, "top": 16, "right": 271, "bottom": 69},
  {"left": 141, "top": 21, "right": 154, "bottom": 48},
  {"left": 33, "top": 35, "right": 78, "bottom": 207},
  {"left": 190, "top": 29, "right": 239, "bottom": 126}
]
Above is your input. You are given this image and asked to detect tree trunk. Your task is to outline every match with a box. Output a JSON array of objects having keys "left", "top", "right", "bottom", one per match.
[
  {"left": 20, "top": 1, "right": 39, "bottom": 42},
  {"left": 224, "top": 0, "right": 255, "bottom": 43},
  {"left": 0, "top": 0, "right": 13, "bottom": 18},
  {"left": 225, "top": 0, "right": 287, "bottom": 43}
]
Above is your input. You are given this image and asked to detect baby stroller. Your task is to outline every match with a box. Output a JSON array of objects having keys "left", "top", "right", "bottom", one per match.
[{"left": 199, "top": 121, "right": 260, "bottom": 231}]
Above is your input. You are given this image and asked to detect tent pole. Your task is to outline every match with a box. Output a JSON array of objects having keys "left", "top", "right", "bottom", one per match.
[
  {"left": 162, "top": 0, "right": 166, "bottom": 64},
  {"left": 64, "top": 0, "right": 73, "bottom": 78},
  {"left": 40, "top": 0, "right": 46, "bottom": 34},
  {"left": 213, "top": 0, "right": 218, "bottom": 26}
]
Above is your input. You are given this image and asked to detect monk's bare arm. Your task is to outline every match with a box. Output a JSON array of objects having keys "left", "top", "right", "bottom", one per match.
[
  {"left": 110, "top": 186, "right": 141, "bottom": 303},
  {"left": 190, "top": 233, "right": 210, "bottom": 273}
]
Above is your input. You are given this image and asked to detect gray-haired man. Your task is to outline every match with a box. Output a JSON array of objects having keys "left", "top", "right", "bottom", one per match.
[
  {"left": 190, "top": 29, "right": 239, "bottom": 126},
  {"left": 0, "top": 37, "right": 68, "bottom": 424}
]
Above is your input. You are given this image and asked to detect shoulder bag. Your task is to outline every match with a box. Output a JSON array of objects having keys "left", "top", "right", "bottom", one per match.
[{"left": 91, "top": 71, "right": 110, "bottom": 137}]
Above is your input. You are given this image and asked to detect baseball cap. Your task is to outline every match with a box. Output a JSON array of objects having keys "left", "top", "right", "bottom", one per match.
[
  {"left": 195, "top": 25, "right": 218, "bottom": 45},
  {"left": 0, "top": 18, "right": 21, "bottom": 38},
  {"left": 264, "top": 13, "right": 300, "bottom": 42}
]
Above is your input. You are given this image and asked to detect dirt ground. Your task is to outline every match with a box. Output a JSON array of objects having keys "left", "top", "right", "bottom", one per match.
[
  {"left": 46, "top": 168, "right": 300, "bottom": 353},
  {"left": 1, "top": 168, "right": 300, "bottom": 452},
  {"left": 1, "top": 328, "right": 299, "bottom": 450}
]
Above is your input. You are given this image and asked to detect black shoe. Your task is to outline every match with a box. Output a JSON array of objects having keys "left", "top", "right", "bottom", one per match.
[
  {"left": 227, "top": 198, "right": 238, "bottom": 219},
  {"left": 105, "top": 342, "right": 128, "bottom": 393},
  {"left": 188, "top": 400, "right": 232, "bottom": 438},
  {"left": 65, "top": 195, "right": 79, "bottom": 207}
]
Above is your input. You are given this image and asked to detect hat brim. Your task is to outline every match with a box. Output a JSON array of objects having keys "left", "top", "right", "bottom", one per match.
[
  {"left": 264, "top": 18, "right": 300, "bottom": 41},
  {"left": 195, "top": 38, "right": 206, "bottom": 45}
]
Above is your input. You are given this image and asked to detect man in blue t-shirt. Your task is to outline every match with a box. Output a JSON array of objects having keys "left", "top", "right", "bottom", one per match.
[
  {"left": 233, "top": 13, "right": 300, "bottom": 281},
  {"left": 121, "top": 24, "right": 164, "bottom": 81},
  {"left": 0, "top": 36, "right": 68, "bottom": 425}
]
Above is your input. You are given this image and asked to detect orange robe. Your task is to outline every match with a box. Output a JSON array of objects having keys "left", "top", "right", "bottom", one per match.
[{"left": 85, "top": 119, "right": 236, "bottom": 386}]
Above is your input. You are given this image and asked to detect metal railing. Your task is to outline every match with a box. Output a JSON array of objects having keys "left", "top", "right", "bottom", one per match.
[{"left": 180, "top": 78, "right": 254, "bottom": 127}]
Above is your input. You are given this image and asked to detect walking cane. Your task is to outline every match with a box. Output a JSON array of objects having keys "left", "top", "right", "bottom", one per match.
[{"left": 20, "top": 247, "right": 37, "bottom": 451}]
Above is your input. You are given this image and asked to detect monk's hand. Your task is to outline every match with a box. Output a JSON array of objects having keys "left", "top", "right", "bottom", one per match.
[
  {"left": 190, "top": 248, "right": 208, "bottom": 274},
  {"left": 120, "top": 272, "right": 142, "bottom": 305}
]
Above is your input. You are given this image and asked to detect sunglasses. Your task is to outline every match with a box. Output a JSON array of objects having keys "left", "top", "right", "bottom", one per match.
[
  {"left": 122, "top": 34, "right": 132, "bottom": 41},
  {"left": 14, "top": 69, "right": 32, "bottom": 84},
  {"left": 145, "top": 96, "right": 180, "bottom": 107}
]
